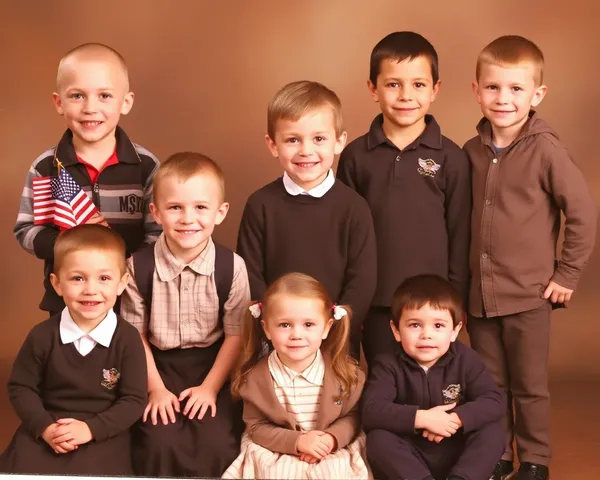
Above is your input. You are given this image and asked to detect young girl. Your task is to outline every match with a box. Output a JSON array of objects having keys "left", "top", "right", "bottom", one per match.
[{"left": 222, "top": 272, "right": 371, "bottom": 479}]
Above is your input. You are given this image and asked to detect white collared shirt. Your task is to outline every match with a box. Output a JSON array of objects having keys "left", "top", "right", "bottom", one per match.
[
  {"left": 59, "top": 308, "right": 117, "bottom": 356},
  {"left": 282, "top": 170, "right": 335, "bottom": 198}
]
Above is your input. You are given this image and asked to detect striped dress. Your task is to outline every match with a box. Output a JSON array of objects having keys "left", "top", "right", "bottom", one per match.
[{"left": 223, "top": 350, "right": 370, "bottom": 479}]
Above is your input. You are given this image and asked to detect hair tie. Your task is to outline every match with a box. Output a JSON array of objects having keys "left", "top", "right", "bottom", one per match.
[
  {"left": 332, "top": 304, "right": 347, "bottom": 321},
  {"left": 249, "top": 302, "right": 262, "bottom": 319}
]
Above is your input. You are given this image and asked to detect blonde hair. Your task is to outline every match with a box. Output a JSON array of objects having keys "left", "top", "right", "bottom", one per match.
[
  {"left": 54, "top": 224, "right": 126, "bottom": 274},
  {"left": 152, "top": 151, "right": 225, "bottom": 203},
  {"left": 476, "top": 35, "right": 545, "bottom": 85},
  {"left": 267, "top": 81, "right": 344, "bottom": 139},
  {"left": 231, "top": 273, "right": 359, "bottom": 401}
]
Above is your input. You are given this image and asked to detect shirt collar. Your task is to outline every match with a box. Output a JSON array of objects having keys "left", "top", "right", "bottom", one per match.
[
  {"left": 59, "top": 307, "right": 117, "bottom": 348},
  {"left": 282, "top": 170, "right": 335, "bottom": 198},
  {"left": 366, "top": 114, "right": 443, "bottom": 151},
  {"left": 268, "top": 350, "right": 325, "bottom": 387},
  {"left": 154, "top": 233, "right": 215, "bottom": 282}
]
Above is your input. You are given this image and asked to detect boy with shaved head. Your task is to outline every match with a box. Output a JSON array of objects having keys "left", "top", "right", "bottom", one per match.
[{"left": 14, "top": 43, "right": 162, "bottom": 316}]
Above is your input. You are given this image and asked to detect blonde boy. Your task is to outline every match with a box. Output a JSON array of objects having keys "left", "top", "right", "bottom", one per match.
[
  {"left": 236, "top": 80, "right": 377, "bottom": 361},
  {"left": 14, "top": 43, "right": 161, "bottom": 316},
  {"left": 120, "top": 152, "right": 250, "bottom": 477},
  {"left": 465, "top": 35, "right": 597, "bottom": 480}
]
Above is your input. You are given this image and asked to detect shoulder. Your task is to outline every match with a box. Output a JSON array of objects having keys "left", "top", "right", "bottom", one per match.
[
  {"left": 331, "top": 181, "right": 369, "bottom": 207},
  {"left": 238, "top": 357, "right": 270, "bottom": 398},
  {"left": 462, "top": 135, "right": 482, "bottom": 152},
  {"left": 440, "top": 135, "right": 468, "bottom": 159},
  {"left": 341, "top": 132, "right": 370, "bottom": 157},
  {"left": 451, "top": 341, "right": 484, "bottom": 368},
  {"left": 244, "top": 179, "right": 285, "bottom": 207},
  {"left": 22, "top": 316, "right": 60, "bottom": 350},
  {"left": 30, "top": 148, "right": 57, "bottom": 175},
  {"left": 115, "top": 316, "right": 143, "bottom": 340},
  {"left": 133, "top": 143, "right": 160, "bottom": 167},
  {"left": 368, "top": 352, "right": 400, "bottom": 375}
]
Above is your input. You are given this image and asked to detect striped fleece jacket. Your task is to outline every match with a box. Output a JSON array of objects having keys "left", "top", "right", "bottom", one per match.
[{"left": 14, "top": 126, "right": 162, "bottom": 313}]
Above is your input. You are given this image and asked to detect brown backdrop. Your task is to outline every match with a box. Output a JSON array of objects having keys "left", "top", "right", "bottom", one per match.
[{"left": 1, "top": 0, "right": 598, "bottom": 449}]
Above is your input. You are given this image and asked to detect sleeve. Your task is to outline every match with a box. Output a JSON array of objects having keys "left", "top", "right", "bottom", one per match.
[
  {"left": 453, "top": 349, "right": 505, "bottom": 433},
  {"left": 236, "top": 200, "right": 268, "bottom": 301},
  {"left": 544, "top": 146, "right": 598, "bottom": 289},
  {"left": 444, "top": 148, "right": 472, "bottom": 307},
  {"left": 14, "top": 165, "right": 60, "bottom": 260},
  {"left": 222, "top": 254, "right": 251, "bottom": 336},
  {"left": 142, "top": 159, "right": 162, "bottom": 244},
  {"left": 336, "top": 148, "right": 358, "bottom": 191},
  {"left": 361, "top": 356, "right": 418, "bottom": 435},
  {"left": 243, "top": 397, "right": 302, "bottom": 455},
  {"left": 323, "top": 371, "right": 365, "bottom": 450},
  {"left": 85, "top": 328, "right": 148, "bottom": 442},
  {"left": 338, "top": 200, "right": 377, "bottom": 342},
  {"left": 7, "top": 327, "right": 55, "bottom": 438},
  {"left": 119, "top": 257, "right": 150, "bottom": 335}
]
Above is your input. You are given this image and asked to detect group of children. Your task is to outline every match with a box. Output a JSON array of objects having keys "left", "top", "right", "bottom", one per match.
[{"left": 1, "top": 29, "right": 596, "bottom": 480}]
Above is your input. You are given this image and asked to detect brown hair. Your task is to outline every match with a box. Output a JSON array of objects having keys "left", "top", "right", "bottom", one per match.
[
  {"left": 152, "top": 151, "right": 225, "bottom": 203},
  {"left": 476, "top": 35, "right": 545, "bottom": 85},
  {"left": 54, "top": 224, "right": 126, "bottom": 274},
  {"left": 370, "top": 31, "right": 439, "bottom": 85},
  {"left": 391, "top": 275, "right": 463, "bottom": 327},
  {"left": 231, "top": 273, "right": 359, "bottom": 401},
  {"left": 267, "top": 81, "right": 344, "bottom": 139}
]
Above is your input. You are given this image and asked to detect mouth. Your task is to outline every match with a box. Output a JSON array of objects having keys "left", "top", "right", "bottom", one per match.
[
  {"left": 393, "top": 107, "right": 418, "bottom": 112},
  {"left": 175, "top": 230, "right": 200, "bottom": 235},
  {"left": 287, "top": 345, "right": 307, "bottom": 350},
  {"left": 79, "top": 301, "right": 102, "bottom": 307},
  {"left": 491, "top": 110, "right": 515, "bottom": 114},
  {"left": 417, "top": 346, "right": 436, "bottom": 350},
  {"left": 79, "top": 121, "right": 104, "bottom": 128},
  {"left": 294, "top": 162, "right": 319, "bottom": 168}
]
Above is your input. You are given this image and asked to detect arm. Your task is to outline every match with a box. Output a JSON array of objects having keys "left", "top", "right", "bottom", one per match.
[
  {"left": 361, "top": 356, "right": 418, "bottom": 435},
  {"left": 142, "top": 159, "right": 162, "bottom": 244},
  {"left": 336, "top": 148, "right": 358, "bottom": 191},
  {"left": 14, "top": 165, "right": 60, "bottom": 259},
  {"left": 453, "top": 349, "right": 505, "bottom": 433},
  {"left": 202, "top": 335, "right": 241, "bottom": 393},
  {"left": 7, "top": 327, "right": 55, "bottom": 438},
  {"left": 544, "top": 146, "right": 598, "bottom": 290},
  {"left": 444, "top": 149, "right": 472, "bottom": 307},
  {"left": 236, "top": 201, "right": 267, "bottom": 300},
  {"left": 85, "top": 329, "right": 148, "bottom": 442}
]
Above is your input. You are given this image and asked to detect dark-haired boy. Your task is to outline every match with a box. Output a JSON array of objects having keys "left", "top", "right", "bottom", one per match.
[{"left": 337, "top": 32, "right": 471, "bottom": 365}]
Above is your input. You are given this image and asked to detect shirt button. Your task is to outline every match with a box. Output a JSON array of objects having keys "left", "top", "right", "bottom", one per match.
[
  {"left": 485, "top": 199, "right": 492, "bottom": 206},
  {"left": 492, "top": 158, "right": 498, "bottom": 164},
  {"left": 482, "top": 253, "right": 488, "bottom": 259},
  {"left": 182, "top": 286, "right": 189, "bottom": 292},
  {"left": 396, "top": 155, "right": 401, "bottom": 162}
]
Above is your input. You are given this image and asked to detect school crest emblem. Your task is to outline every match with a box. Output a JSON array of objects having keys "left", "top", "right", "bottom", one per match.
[
  {"left": 101, "top": 368, "right": 120, "bottom": 390},
  {"left": 417, "top": 158, "right": 441, "bottom": 177},
  {"left": 442, "top": 383, "right": 462, "bottom": 404}
]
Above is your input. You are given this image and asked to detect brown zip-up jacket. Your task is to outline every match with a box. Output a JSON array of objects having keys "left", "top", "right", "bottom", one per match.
[
  {"left": 238, "top": 355, "right": 365, "bottom": 455},
  {"left": 464, "top": 112, "right": 597, "bottom": 317}
]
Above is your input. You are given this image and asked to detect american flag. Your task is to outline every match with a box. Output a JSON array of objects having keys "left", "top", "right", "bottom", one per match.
[{"left": 32, "top": 162, "right": 99, "bottom": 229}]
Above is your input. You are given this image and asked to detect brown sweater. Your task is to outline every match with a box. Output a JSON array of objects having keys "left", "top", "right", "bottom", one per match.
[
  {"left": 8, "top": 315, "right": 147, "bottom": 442},
  {"left": 238, "top": 355, "right": 366, "bottom": 455},
  {"left": 464, "top": 112, "right": 597, "bottom": 317}
]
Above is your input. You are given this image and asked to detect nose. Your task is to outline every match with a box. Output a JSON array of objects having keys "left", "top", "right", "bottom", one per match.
[
  {"left": 82, "top": 96, "right": 98, "bottom": 113},
  {"left": 180, "top": 207, "right": 195, "bottom": 223},
  {"left": 420, "top": 326, "right": 433, "bottom": 339},
  {"left": 497, "top": 87, "right": 510, "bottom": 104},
  {"left": 299, "top": 141, "right": 314, "bottom": 157},
  {"left": 83, "top": 279, "right": 98, "bottom": 295},
  {"left": 397, "top": 85, "right": 413, "bottom": 101},
  {"left": 289, "top": 325, "right": 303, "bottom": 339}
]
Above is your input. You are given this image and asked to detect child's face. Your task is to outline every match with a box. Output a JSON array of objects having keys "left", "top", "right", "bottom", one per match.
[
  {"left": 151, "top": 173, "right": 229, "bottom": 263},
  {"left": 50, "top": 248, "right": 128, "bottom": 329},
  {"left": 52, "top": 56, "right": 133, "bottom": 150},
  {"left": 473, "top": 62, "right": 546, "bottom": 135},
  {"left": 368, "top": 56, "right": 440, "bottom": 132},
  {"left": 390, "top": 303, "right": 461, "bottom": 368},
  {"left": 266, "top": 107, "right": 347, "bottom": 191},
  {"left": 261, "top": 294, "right": 333, "bottom": 373}
]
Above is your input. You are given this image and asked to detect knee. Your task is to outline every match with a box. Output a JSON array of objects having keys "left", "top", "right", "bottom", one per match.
[
  {"left": 472, "top": 422, "right": 505, "bottom": 455},
  {"left": 366, "top": 429, "right": 397, "bottom": 457}
]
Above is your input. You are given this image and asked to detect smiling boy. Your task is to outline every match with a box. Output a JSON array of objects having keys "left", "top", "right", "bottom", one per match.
[
  {"left": 237, "top": 81, "right": 377, "bottom": 360},
  {"left": 14, "top": 43, "right": 161, "bottom": 317}
]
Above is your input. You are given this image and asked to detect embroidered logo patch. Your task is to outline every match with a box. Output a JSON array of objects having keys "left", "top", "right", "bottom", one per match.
[
  {"left": 417, "top": 158, "right": 441, "bottom": 177},
  {"left": 101, "top": 368, "right": 120, "bottom": 390},
  {"left": 442, "top": 383, "right": 462, "bottom": 404}
]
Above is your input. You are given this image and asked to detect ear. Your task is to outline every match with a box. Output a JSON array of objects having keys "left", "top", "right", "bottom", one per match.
[
  {"left": 214, "top": 201, "right": 230, "bottom": 226},
  {"left": 389, "top": 319, "right": 402, "bottom": 343},
  {"left": 450, "top": 322, "right": 463, "bottom": 342},
  {"left": 117, "top": 272, "right": 129, "bottom": 296},
  {"left": 531, "top": 84, "right": 547, "bottom": 108},
  {"left": 149, "top": 202, "right": 162, "bottom": 225},
  {"left": 50, "top": 273, "right": 63, "bottom": 297},
  {"left": 430, "top": 79, "right": 441, "bottom": 102},
  {"left": 334, "top": 131, "right": 347, "bottom": 155},
  {"left": 472, "top": 81, "right": 482, "bottom": 104},
  {"left": 52, "top": 92, "right": 64, "bottom": 115},
  {"left": 322, "top": 318, "right": 334, "bottom": 339},
  {"left": 367, "top": 79, "right": 379, "bottom": 103},
  {"left": 120, "top": 91, "right": 135, "bottom": 115},
  {"left": 265, "top": 134, "right": 279, "bottom": 158},
  {"left": 260, "top": 320, "right": 272, "bottom": 340}
]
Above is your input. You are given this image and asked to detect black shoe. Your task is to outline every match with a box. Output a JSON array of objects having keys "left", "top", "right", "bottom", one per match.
[
  {"left": 516, "top": 463, "right": 549, "bottom": 479},
  {"left": 490, "top": 460, "right": 515, "bottom": 479}
]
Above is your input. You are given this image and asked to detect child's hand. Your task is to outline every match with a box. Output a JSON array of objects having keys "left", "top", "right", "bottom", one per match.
[
  {"left": 145, "top": 387, "right": 181, "bottom": 425},
  {"left": 421, "top": 429, "right": 445, "bottom": 443},
  {"left": 299, "top": 452, "right": 320, "bottom": 464},
  {"left": 86, "top": 213, "right": 109, "bottom": 227},
  {"left": 416, "top": 403, "right": 461, "bottom": 437},
  {"left": 319, "top": 432, "right": 337, "bottom": 453},
  {"left": 51, "top": 418, "right": 93, "bottom": 446},
  {"left": 543, "top": 281, "right": 573, "bottom": 305},
  {"left": 41, "top": 423, "right": 78, "bottom": 454},
  {"left": 296, "top": 431, "right": 331, "bottom": 459},
  {"left": 179, "top": 384, "right": 217, "bottom": 420}
]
